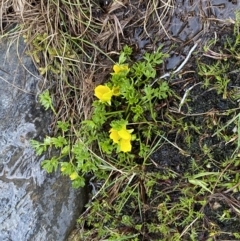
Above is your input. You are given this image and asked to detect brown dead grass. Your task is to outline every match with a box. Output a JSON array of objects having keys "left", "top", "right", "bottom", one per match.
[{"left": 0, "top": 0, "right": 174, "bottom": 133}]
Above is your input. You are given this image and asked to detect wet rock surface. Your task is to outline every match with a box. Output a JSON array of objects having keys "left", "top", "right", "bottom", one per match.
[{"left": 0, "top": 38, "right": 87, "bottom": 241}]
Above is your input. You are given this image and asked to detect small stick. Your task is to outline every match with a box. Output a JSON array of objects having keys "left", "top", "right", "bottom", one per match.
[
  {"left": 178, "top": 82, "right": 202, "bottom": 112},
  {"left": 151, "top": 40, "right": 200, "bottom": 86}
]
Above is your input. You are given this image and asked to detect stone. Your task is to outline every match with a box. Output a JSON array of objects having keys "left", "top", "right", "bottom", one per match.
[{"left": 0, "top": 37, "right": 87, "bottom": 241}]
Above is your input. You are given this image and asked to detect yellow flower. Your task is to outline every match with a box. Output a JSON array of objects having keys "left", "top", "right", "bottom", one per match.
[
  {"left": 94, "top": 85, "right": 113, "bottom": 104},
  {"left": 120, "top": 139, "right": 132, "bottom": 152},
  {"left": 94, "top": 85, "right": 121, "bottom": 104},
  {"left": 109, "top": 128, "right": 120, "bottom": 144},
  {"left": 109, "top": 125, "right": 133, "bottom": 152},
  {"left": 118, "top": 129, "right": 131, "bottom": 140},
  {"left": 70, "top": 171, "right": 78, "bottom": 180},
  {"left": 113, "top": 64, "right": 129, "bottom": 74}
]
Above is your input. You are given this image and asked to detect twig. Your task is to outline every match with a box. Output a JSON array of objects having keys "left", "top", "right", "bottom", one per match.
[
  {"left": 151, "top": 40, "right": 200, "bottom": 86},
  {"left": 178, "top": 82, "right": 202, "bottom": 112}
]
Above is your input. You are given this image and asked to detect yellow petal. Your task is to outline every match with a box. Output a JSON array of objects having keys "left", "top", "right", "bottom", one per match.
[
  {"left": 70, "top": 171, "right": 78, "bottom": 180},
  {"left": 118, "top": 129, "right": 131, "bottom": 140},
  {"left": 94, "top": 85, "right": 113, "bottom": 102},
  {"left": 109, "top": 128, "right": 120, "bottom": 143},
  {"left": 102, "top": 91, "right": 113, "bottom": 102},
  {"left": 119, "top": 139, "right": 132, "bottom": 152},
  {"left": 95, "top": 85, "right": 109, "bottom": 97},
  {"left": 113, "top": 64, "right": 129, "bottom": 74}
]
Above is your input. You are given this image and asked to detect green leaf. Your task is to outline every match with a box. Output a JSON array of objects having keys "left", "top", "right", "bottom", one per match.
[
  {"left": 123, "top": 45, "right": 132, "bottom": 56},
  {"left": 41, "top": 157, "right": 58, "bottom": 173},
  {"left": 30, "top": 140, "right": 46, "bottom": 155},
  {"left": 99, "top": 139, "right": 114, "bottom": 154},
  {"left": 92, "top": 102, "right": 107, "bottom": 126},
  {"left": 61, "top": 162, "right": 74, "bottom": 175},
  {"left": 39, "top": 90, "right": 56, "bottom": 114},
  {"left": 132, "top": 62, "right": 145, "bottom": 79},
  {"left": 143, "top": 45, "right": 168, "bottom": 66},
  {"left": 72, "top": 142, "right": 90, "bottom": 161},
  {"left": 72, "top": 176, "right": 85, "bottom": 188},
  {"left": 144, "top": 62, "right": 156, "bottom": 79},
  {"left": 157, "top": 81, "right": 170, "bottom": 99},
  {"left": 143, "top": 85, "right": 155, "bottom": 101},
  {"left": 139, "top": 143, "right": 150, "bottom": 158},
  {"left": 131, "top": 105, "right": 143, "bottom": 122},
  {"left": 119, "top": 51, "right": 127, "bottom": 64},
  {"left": 39, "top": 90, "right": 51, "bottom": 110},
  {"left": 110, "top": 119, "right": 128, "bottom": 130},
  {"left": 82, "top": 120, "right": 96, "bottom": 130},
  {"left": 51, "top": 136, "right": 67, "bottom": 148},
  {"left": 57, "top": 121, "right": 70, "bottom": 132},
  {"left": 61, "top": 145, "right": 70, "bottom": 155},
  {"left": 188, "top": 179, "right": 213, "bottom": 194},
  {"left": 43, "top": 136, "right": 52, "bottom": 146}
]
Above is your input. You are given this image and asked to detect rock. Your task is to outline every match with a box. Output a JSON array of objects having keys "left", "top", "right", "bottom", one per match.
[{"left": 0, "top": 37, "right": 87, "bottom": 241}]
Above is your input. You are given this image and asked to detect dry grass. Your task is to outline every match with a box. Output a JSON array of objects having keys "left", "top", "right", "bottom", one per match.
[{"left": 0, "top": 0, "right": 174, "bottom": 134}]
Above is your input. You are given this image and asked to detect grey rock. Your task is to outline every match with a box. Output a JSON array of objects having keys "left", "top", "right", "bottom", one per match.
[{"left": 0, "top": 37, "right": 87, "bottom": 241}]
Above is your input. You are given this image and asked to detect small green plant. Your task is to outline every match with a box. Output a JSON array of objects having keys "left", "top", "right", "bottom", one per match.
[
  {"left": 38, "top": 90, "right": 57, "bottom": 115},
  {"left": 32, "top": 45, "right": 171, "bottom": 187},
  {"left": 31, "top": 45, "right": 177, "bottom": 238},
  {"left": 198, "top": 61, "right": 230, "bottom": 99},
  {"left": 198, "top": 11, "right": 240, "bottom": 100}
]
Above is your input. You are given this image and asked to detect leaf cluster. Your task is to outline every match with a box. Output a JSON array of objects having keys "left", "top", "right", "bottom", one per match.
[{"left": 32, "top": 46, "right": 172, "bottom": 188}]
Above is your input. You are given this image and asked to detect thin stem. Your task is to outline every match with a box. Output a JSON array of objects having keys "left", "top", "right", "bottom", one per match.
[{"left": 151, "top": 40, "right": 200, "bottom": 86}]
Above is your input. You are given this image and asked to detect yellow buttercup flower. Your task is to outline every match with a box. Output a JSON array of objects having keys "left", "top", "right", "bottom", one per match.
[
  {"left": 119, "top": 139, "right": 132, "bottom": 153},
  {"left": 113, "top": 64, "right": 129, "bottom": 74},
  {"left": 109, "top": 125, "right": 133, "bottom": 152},
  {"left": 94, "top": 85, "right": 113, "bottom": 104},
  {"left": 109, "top": 128, "right": 120, "bottom": 144},
  {"left": 118, "top": 129, "right": 131, "bottom": 140}
]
